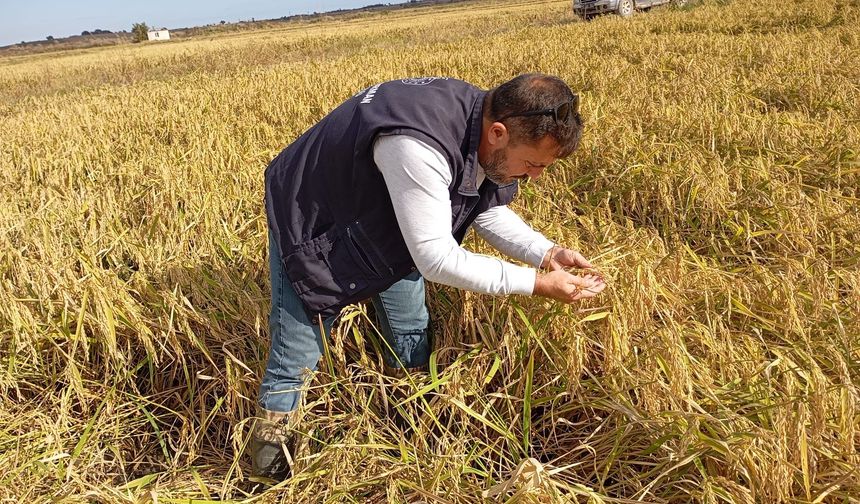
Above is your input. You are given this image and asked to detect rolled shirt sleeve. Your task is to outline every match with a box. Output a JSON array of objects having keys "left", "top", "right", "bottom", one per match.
[{"left": 472, "top": 206, "right": 555, "bottom": 269}]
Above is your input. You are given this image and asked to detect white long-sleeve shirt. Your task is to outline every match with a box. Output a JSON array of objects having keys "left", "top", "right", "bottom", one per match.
[{"left": 372, "top": 134, "right": 555, "bottom": 296}]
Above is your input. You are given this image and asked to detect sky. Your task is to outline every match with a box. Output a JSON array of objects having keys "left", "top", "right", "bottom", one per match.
[{"left": 0, "top": 0, "right": 411, "bottom": 47}]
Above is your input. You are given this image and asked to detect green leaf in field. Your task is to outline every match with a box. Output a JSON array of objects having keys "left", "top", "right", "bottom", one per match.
[
  {"left": 119, "top": 472, "right": 158, "bottom": 491},
  {"left": 429, "top": 350, "right": 439, "bottom": 384},
  {"left": 523, "top": 350, "right": 535, "bottom": 452},
  {"left": 448, "top": 397, "right": 520, "bottom": 448},
  {"left": 69, "top": 392, "right": 109, "bottom": 468},
  {"left": 484, "top": 353, "right": 502, "bottom": 385}
]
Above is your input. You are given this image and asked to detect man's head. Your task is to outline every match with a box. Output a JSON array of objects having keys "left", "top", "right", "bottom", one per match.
[{"left": 479, "top": 73, "right": 583, "bottom": 185}]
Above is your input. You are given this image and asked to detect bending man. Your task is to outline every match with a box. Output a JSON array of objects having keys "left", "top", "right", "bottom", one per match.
[{"left": 254, "top": 73, "right": 606, "bottom": 481}]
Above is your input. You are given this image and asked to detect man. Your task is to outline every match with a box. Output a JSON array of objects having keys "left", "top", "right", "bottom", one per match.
[{"left": 253, "top": 73, "right": 606, "bottom": 481}]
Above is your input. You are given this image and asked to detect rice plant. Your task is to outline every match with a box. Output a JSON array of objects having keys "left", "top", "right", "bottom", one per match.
[{"left": 1, "top": 0, "right": 858, "bottom": 501}]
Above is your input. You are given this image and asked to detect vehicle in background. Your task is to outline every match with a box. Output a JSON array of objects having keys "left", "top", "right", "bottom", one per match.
[{"left": 573, "top": 0, "right": 687, "bottom": 19}]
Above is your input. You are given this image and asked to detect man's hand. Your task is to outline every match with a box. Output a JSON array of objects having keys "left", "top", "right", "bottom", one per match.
[
  {"left": 533, "top": 270, "right": 606, "bottom": 304},
  {"left": 541, "top": 246, "right": 594, "bottom": 271}
]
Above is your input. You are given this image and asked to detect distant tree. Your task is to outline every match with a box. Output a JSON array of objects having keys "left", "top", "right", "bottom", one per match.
[
  {"left": 81, "top": 30, "right": 91, "bottom": 36},
  {"left": 132, "top": 22, "right": 149, "bottom": 42},
  {"left": 220, "top": 20, "right": 226, "bottom": 24},
  {"left": 46, "top": 35, "right": 54, "bottom": 41}
]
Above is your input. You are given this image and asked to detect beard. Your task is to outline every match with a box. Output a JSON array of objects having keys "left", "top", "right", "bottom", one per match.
[{"left": 482, "top": 147, "right": 511, "bottom": 185}]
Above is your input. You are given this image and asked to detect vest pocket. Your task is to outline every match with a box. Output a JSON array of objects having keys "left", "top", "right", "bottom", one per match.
[
  {"left": 344, "top": 220, "right": 393, "bottom": 278},
  {"left": 284, "top": 227, "right": 368, "bottom": 303}
]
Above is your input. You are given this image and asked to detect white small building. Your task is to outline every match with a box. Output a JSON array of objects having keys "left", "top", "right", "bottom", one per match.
[{"left": 147, "top": 29, "right": 170, "bottom": 41}]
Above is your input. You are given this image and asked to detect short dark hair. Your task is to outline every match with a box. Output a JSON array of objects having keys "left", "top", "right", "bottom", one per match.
[{"left": 484, "top": 73, "right": 583, "bottom": 158}]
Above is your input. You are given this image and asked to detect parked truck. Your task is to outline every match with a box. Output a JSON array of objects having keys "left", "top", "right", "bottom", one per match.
[{"left": 573, "top": 0, "right": 688, "bottom": 19}]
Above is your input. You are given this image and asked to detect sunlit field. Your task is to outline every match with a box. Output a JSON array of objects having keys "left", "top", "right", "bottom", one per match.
[{"left": 1, "top": 0, "right": 859, "bottom": 501}]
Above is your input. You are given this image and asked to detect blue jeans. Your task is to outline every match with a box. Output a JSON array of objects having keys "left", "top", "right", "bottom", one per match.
[{"left": 259, "top": 229, "right": 431, "bottom": 413}]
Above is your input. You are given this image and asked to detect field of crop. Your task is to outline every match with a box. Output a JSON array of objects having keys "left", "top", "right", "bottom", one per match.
[{"left": 1, "top": 0, "right": 859, "bottom": 501}]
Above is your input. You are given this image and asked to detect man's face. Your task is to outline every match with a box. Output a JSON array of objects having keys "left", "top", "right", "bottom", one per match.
[{"left": 482, "top": 134, "right": 560, "bottom": 186}]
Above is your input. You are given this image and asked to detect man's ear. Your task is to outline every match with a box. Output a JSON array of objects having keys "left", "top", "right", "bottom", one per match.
[{"left": 487, "top": 122, "right": 510, "bottom": 148}]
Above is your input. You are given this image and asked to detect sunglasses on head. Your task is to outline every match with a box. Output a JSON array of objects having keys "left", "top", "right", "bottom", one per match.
[{"left": 497, "top": 95, "right": 580, "bottom": 125}]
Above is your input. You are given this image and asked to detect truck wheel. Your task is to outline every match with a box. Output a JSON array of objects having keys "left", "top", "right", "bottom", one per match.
[{"left": 617, "top": 0, "right": 635, "bottom": 17}]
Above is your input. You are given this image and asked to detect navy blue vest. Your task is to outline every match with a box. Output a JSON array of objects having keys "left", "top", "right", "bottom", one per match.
[{"left": 264, "top": 77, "right": 519, "bottom": 318}]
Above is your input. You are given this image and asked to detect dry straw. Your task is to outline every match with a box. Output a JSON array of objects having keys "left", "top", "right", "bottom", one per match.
[{"left": 1, "top": 0, "right": 858, "bottom": 501}]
